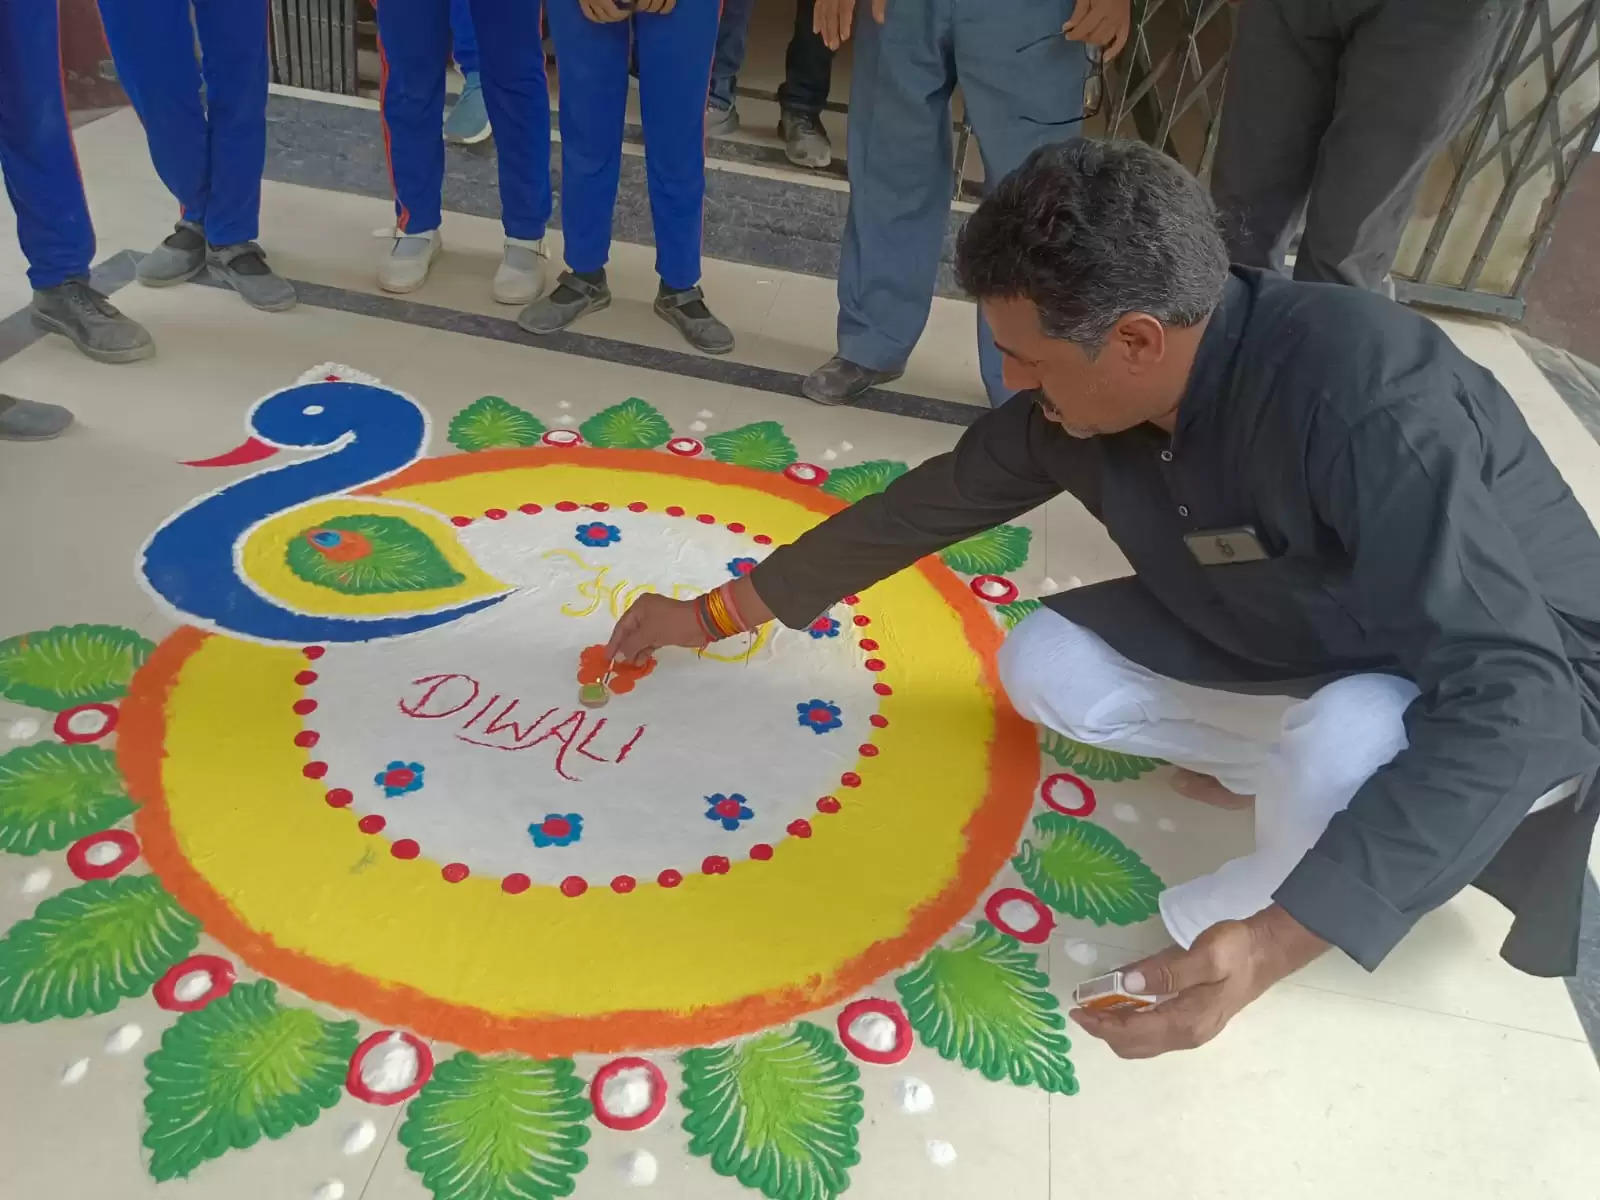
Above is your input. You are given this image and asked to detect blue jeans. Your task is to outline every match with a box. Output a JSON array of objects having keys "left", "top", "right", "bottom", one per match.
[
  {"left": 836, "top": 0, "right": 1086, "bottom": 407},
  {"left": 710, "top": 0, "right": 831, "bottom": 115}
]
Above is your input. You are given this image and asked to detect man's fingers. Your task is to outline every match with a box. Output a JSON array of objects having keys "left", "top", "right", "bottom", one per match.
[
  {"left": 1106, "top": 24, "right": 1129, "bottom": 60},
  {"left": 1121, "top": 941, "right": 1226, "bottom": 998},
  {"left": 872, "top": 0, "right": 888, "bottom": 25},
  {"left": 1064, "top": 0, "right": 1092, "bottom": 32},
  {"left": 1073, "top": 989, "right": 1222, "bottom": 1058}
]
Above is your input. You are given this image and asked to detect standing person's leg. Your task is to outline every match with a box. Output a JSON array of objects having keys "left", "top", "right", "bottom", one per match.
[
  {"left": 95, "top": 0, "right": 213, "bottom": 287},
  {"left": 777, "top": 0, "right": 835, "bottom": 168},
  {"left": 467, "top": 0, "right": 552, "bottom": 304},
  {"left": 445, "top": 0, "right": 492, "bottom": 144},
  {"left": 191, "top": 0, "right": 295, "bottom": 311},
  {"left": 1208, "top": 0, "right": 1343, "bottom": 273},
  {"left": 451, "top": 0, "right": 480, "bottom": 74},
  {"left": 953, "top": 0, "right": 1087, "bottom": 408},
  {"left": 636, "top": 0, "right": 733, "bottom": 355},
  {"left": 998, "top": 601, "right": 1419, "bottom": 950},
  {"left": 708, "top": 0, "right": 756, "bottom": 134},
  {"left": 806, "top": 0, "right": 956, "bottom": 406},
  {"left": 0, "top": 0, "right": 149, "bottom": 369},
  {"left": 375, "top": 0, "right": 451, "bottom": 292},
  {"left": 1295, "top": 0, "right": 1520, "bottom": 290},
  {"left": 517, "top": 0, "right": 628, "bottom": 335}
]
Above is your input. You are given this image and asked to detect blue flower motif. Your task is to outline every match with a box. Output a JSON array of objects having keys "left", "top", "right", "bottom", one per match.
[
  {"left": 575, "top": 522, "right": 621, "bottom": 548},
  {"left": 705, "top": 793, "right": 754, "bottom": 831},
  {"left": 727, "top": 557, "right": 758, "bottom": 578},
  {"left": 529, "top": 813, "right": 583, "bottom": 847},
  {"left": 807, "top": 616, "right": 840, "bottom": 639},
  {"left": 797, "top": 700, "right": 842, "bottom": 734},
  {"left": 375, "top": 760, "right": 425, "bottom": 797}
]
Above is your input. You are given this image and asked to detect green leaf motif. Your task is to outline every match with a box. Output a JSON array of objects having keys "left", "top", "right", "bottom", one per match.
[
  {"left": 704, "top": 421, "right": 798, "bottom": 471},
  {"left": 680, "top": 1022, "right": 863, "bottom": 1200},
  {"left": 285, "top": 514, "right": 467, "bottom": 595},
  {"left": 0, "top": 742, "right": 134, "bottom": 855},
  {"left": 1040, "top": 730, "right": 1163, "bottom": 781},
  {"left": 0, "top": 624, "right": 153, "bottom": 709},
  {"left": 0, "top": 875, "right": 199, "bottom": 1023},
  {"left": 895, "top": 922, "right": 1077, "bottom": 1095},
  {"left": 940, "top": 524, "right": 1032, "bottom": 575},
  {"left": 579, "top": 397, "right": 672, "bottom": 449},
  {"left": 1013, "top": 811, "right": 1163, "bottom": 925},
  {"left": 448, "top": 395, "right": 547, "bottom": 451},
  {"left": 819, "top": 460, "right": 908, "bottom": 504},
  {"left": 997, "top": 598, "right": 1042, "bottom": 629},
  {"left": 144, "top": 979, "right": 358, "bottom": 1181},
  {"left": 400, "top": 1051, "right": 591, "bottom": 1200}
]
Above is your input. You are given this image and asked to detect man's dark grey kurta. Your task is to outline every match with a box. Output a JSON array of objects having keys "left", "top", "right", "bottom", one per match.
[{"left": 752, "top": 268, "right": 1600, "bottom": 974}]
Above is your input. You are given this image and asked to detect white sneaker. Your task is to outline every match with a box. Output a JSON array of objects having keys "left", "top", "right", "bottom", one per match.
[
  {"left": 377, "top": 230, "right": 441, "bottom": 294},
  {"left": 493, "top": 238, "right": 549, "bottom": 306}
]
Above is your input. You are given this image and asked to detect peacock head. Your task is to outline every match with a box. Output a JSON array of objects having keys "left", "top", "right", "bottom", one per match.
[{"left": 182, "top": 379, "right": 424, "bottom": 468}]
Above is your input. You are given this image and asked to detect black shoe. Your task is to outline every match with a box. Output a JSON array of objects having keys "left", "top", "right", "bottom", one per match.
[
  {"left": 517, "top": 270, "right": 611, "bottom": 334},
  {"left": 779, "top": 110, "right": 832, "bottom": 170},
  {"left": 654, "top": 285, "right": 734, "bottom": 355},
  {"left": 137, "top": 221, "right": 207, "bottom": 287},
  {"left": 30, "top": 280, "right": 155, "bottom": 364},
  {"left": 801, "top": 356, "right": 903, "bottom": 406},
  {"left": 208, "top": 242, "right": 298, "bottom": 312}
]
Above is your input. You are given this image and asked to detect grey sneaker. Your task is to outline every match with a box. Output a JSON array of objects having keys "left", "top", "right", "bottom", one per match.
[
  {"left": 654, "top": 285, "right": 734, "bottom": 355},
  {"left": 138, "top": 221, "right": 207, "bottom": 287},
  {"left": 780, "top": 111, "right": 832, "bottom": 169},
  {"left": 208, "top": 242, "right": 298, "bottom": 312},
  {"left": 706, "top": 103, "right": 740, "bottom": 138},
  {"left": 517, "top": 271, "right": 611, "bottom": 335},
  {"left": 30, "top": 280, "right": 155, "bottom": 364},
  {"left": 802, "top": 356, "right": 903, "bottom": 406},
  {"left": 0, "top": 394, "right": 74, "bottom": 441}
]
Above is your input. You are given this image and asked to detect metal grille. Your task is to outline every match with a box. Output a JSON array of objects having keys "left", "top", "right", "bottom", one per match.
[
  {"left": 1395, "top": 0, "right": 1600, "bottom": 318},
  {"left": 1103, "top": 0, "right": 1236, "bottom": 180},
  {"left": 269, "top": 0, "right": 360, "bottom": 97},
  {"left": 1097, "top": 0, "right": 1600, "bottom": 321}
]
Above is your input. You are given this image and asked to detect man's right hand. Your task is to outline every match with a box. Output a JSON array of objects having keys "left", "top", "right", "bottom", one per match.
[
  {"left": 580, "top": 0, "right": 630, "bottom": 23},
  {"left": 814, "top": 0, "right": 887, "bottom": 51},
  {"left": 605, "top": 593, "right": 708, "bottom": 664}
]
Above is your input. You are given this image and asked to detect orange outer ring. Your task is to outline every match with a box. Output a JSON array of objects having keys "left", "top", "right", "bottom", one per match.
[{"left": 123, "top": 447, "right": 1037, "bottom": 1057}]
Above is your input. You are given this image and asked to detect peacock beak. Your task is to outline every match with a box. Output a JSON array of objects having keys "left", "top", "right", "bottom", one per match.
[{"left": 180, "top": 437, "right": 281, "bottom": 468}]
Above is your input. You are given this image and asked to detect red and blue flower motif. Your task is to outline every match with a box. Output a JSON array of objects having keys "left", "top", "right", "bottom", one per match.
[
  {"left": 530, "top": 813, "right": 584, "bottom": 847},
  {"left": 726, "top": 557, "right": 758, "bottom": 578},
  {"left": 375, "top": 760, "right": 425, "bottom": 797},
  {"left": 576, "top": 522, "right": 621, "bottom": 548},
  {"left": 797, "top": 700, "right": 842, "bottom": 734},
  {"left": 807, "top": 616, "right": 840, "bottom": 639},
  {"left": 705, "top": 793, "right": 754, "bottom": 831}
]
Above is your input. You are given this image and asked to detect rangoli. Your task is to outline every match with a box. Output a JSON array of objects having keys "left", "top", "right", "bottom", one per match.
[{"left": 0, "top": 365, "right": 1172, "bottom": 1198}]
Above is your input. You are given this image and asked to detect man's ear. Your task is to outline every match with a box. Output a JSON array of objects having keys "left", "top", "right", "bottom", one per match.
[{"left": 1112, "top": 312, "right": 1167, "bottom": 371}]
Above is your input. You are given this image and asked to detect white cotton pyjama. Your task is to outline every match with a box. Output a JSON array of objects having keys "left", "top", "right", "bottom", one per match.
[{"left": 998, "top": 607, "right": 1569, "bottom": 947}]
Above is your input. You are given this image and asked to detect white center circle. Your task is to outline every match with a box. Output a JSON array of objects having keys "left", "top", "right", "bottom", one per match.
[
  {"left": 310, "top": 508, "right": 880, "bottom": 882},
  {"left": 600, "top": 1066, "right": 656, "bottom": 1119}
]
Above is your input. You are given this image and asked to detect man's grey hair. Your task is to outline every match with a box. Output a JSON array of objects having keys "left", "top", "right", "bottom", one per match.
[{"left": 955, "top": 139, "right": 1230, "bottom": 350}]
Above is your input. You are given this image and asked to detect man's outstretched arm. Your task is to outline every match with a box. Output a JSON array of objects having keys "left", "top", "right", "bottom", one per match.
[{"left": 607, "top": 394, "right": 1076, "bottom": 660}]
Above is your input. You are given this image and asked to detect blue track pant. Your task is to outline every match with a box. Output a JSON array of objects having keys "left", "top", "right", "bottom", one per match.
[
  {"left": 0, "top": 0, "right": 95, "bottom": 290},
  {"left": 452, "top": 0, "right": 479, "bottom": 75},
  {"left": 546, "top": 1, "right": 719, "bottom": 290},
  {"left": 378, "top": 0, "right": 551, "bottom": 239},
  {"left": 96, "top": 0, "right": 270, "bottom": 247}
]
